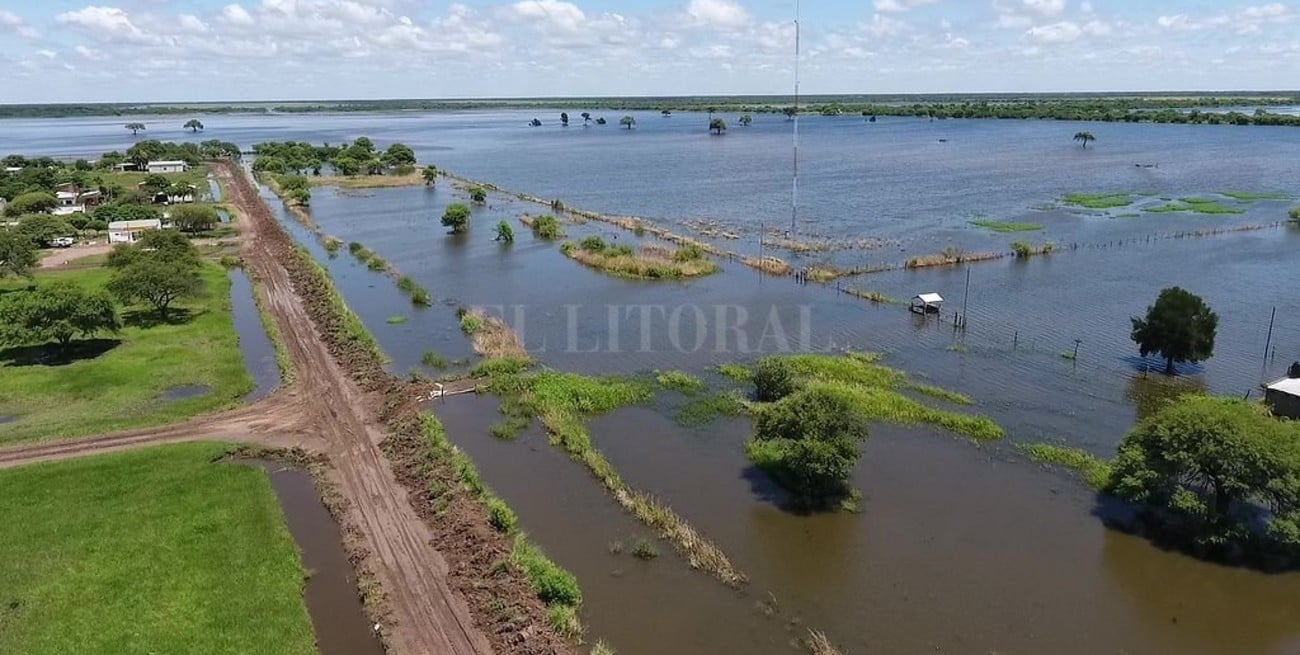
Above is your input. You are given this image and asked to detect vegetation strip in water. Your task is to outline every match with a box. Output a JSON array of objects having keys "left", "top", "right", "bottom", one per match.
[
  {"left": 1144, "top": 199, "right": 1246, "bottom": 215},
  {"left": 480, "top": 366, "right": 749, "bottom": 587},
  {"left": 560, "top": 237, "right": 719, "bottom": 279},
  {"left": 1218, "top": 191, "right": 1291, "bottom": 202},
  {"left": 969, "top": 219, "right": 1043, "bottom": 233},
  {"left": 1062, "top": 192, "right": 1134, "bottom": 209},
  {"left": 0, "top": 442, "right": 317, "bottom": 655},
  {"left": 1017, "top": 443, "right": 1114, "bottom": 490},
  {"left": 0, "top": 263, "right": 253, "bottom": 445}
]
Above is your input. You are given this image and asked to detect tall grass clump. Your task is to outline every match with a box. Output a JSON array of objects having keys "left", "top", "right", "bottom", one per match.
[
  {"left": 675, "top": 392, "right": 746, "bottom": 427},
  {"left": 1289, "top": 206, "right": 1299, "bottom": 221},
  {"left": 458, "top": 308, "right": 529, "bottom": 361},
  {"left": 1011, "top": 241, "right": 1056, "bottom": 258},
  {"left": 561, "top": 237, "right": 719, "bottom": 279},
  {"left": 396, "top": 275, "right": 432, "bottom": 306},
  {"left": 420, "top": 350, "right": 448, "bottom": 370},
  {"left": 716, "top": 363, "right": 752, "bottom": 381},
  {"left": 656, "top": 370, "right": 706, "bottom": 394},
  {"left": 1017, "top": 443, "right": 1114, "bottom": 490}
]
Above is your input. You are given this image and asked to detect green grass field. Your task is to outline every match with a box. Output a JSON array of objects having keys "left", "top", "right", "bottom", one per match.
[
  {"left": 0, "top": 443, "right": 316, "bottom": 655},
  {"left": 0, "top": 262, "right": 252, "bottom": 445},
  {"left": 100, "top": 165, "right": 211, "bottom": 195}
]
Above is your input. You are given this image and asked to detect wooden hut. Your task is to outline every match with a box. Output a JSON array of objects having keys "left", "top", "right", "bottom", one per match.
[{"left": 910, "top": 293, "right": 944, "bottom": 315}]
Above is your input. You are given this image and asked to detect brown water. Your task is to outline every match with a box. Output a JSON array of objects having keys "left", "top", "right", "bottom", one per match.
[{"left": 244, "top": 460, "right": 385, "bottom": 655}]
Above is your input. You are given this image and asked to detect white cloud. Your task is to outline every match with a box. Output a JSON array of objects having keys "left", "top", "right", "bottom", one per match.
[
  {"left": 1027, "top": 20, "right": 1081, "bottom": 43},
  {"left": 0, "top": 9, "right": 39, "bottom": 39},
  {"left": 874, "top": 0, "right": 939, "bottom": 13},
  {"left": 221, "top": 4, "right": 255, "bottom": 26},
  {"left": 683, "top": 0, "right": 751, "bottom": 31},
  {"left": 1157, "top": 4, "right": 1292, "bottom": 35},
  {"left": 1022, "top": 0, "right": 1067, "bottom": 18},
  {"left": 501, "top": 0, "right": 588, "bottom": 32}
]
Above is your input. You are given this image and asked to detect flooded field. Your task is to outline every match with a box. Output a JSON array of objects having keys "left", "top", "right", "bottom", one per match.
[{"left": 7, "top": 110, "right": 1300, "bottom": 653}]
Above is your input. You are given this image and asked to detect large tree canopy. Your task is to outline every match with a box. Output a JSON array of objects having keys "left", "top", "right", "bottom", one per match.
[
  {"left": 4, "top": 191, "right": 57, "bottom": 217},
  {"left": 0, "top": 281, "right": 120, "bottom": 347},
  {"left": 441, "top": 203, "right": 471, "bottom": 234},
  {"left": 16, "top": 215, "right": 73, "bottom": 246},
  {"left": 0, "top": 229, "right": 39, "bottom": 279},
  {"left": 746, "top": 386, "right": 870, "bottom": 508},
  {"left": 1131, "top": 286, "right": 1218, "bottom": 374}
]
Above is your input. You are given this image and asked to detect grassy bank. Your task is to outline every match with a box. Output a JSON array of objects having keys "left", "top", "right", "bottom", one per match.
[
  {"left": 0, "top": 442, "right": 315, "bottom": 655},
  {"left": 1017, "top": 443, "right": 1113, "bottom": 490},
  {"left": 0, "top": 263, "right": 253, "bottom": 445},
  {"left": 560, "top": 238, "right": 719, "bottom": 279},
  {"left": 307, "top": 172, "right": 425, "bottom": 189}
]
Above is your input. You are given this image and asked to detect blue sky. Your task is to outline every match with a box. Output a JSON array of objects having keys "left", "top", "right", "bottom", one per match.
[{"left": 0, "top": 1, "right": 1295, "bottom": 103}]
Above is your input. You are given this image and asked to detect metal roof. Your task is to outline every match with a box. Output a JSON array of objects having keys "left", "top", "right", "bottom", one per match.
[
  {"left": 147, "top": 160, "right": 187, "bottom": 166},
  {"left": 108, "top": 219, "right": 162, "bottom": 230},
  {"left": 1267, "top": 378, "right": 1300, "bottom": 397},
  {"left": 914, "top": 293, "right": 944, "bottom": 304}
]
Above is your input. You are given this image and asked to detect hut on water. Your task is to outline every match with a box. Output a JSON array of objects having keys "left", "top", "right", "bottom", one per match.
[{"left": 910, "top": 293, "right": 944, "bottom": 315}]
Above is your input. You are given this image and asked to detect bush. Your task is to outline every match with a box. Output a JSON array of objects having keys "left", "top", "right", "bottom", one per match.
[
  {"left": 441, "top": 203, "right": 471, "bottom": 234},
  {"left": 513, "top": 537, "right": 582, "bottom": 606},
  {"left": 579, "top": 235, "right": 607, "bottom": 252},
  {"left": 1011, "top": 240, "right": 1032, "bottom": 258},
  {"left": 747, "top": 387, "right": 870, "bottom": 507},
  {"left": 169, "top": 205, "right": 220, "bottom": 233},
  {"left": 674, "top": 244, "right": 705, "bottom": 261},
  {"left": 4, "top": 191, "right": 56, "bottom": 216},
  {"left": 753, "top": 357, "right": 796, "bottom": 402},
  {"left": 1290, "top": 206, "right": 1300, "bottom": 221},
  {"left": 469, "top": 186, "right": 487, "bottom": 203},
  {"left": 486, "top": 497, "right": 518, "bottom": 534},
  {"left": 495, "top": 221, "right": 514, "bottom": 243},
  {"left": 532, "top": 214, "right": 560, "bottom": 239}
]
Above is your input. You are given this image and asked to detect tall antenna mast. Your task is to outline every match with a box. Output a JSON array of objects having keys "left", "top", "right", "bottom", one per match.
[{"left": 791, "top": 0, "right": 800, "bottom": 237}]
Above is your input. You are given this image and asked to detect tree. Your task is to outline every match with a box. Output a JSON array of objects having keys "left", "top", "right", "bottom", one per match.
[
  {"left": 108, "top": 258, "right": 201, "bottom": 321},
  {"left": 739, "top": 114, "right": 753, "bottom": 127},
  {"left": 530, "top": 118, "right": 543, "bottom": 127},
  {"left": 531, "top": 214, "right": 560, "bottom": 239},
  {"left": 560, "top": 112, "right": 569, "bottom": 127},
  {"left": 95, "top": 203, "right": 160, "bottom": 224},
  {"left": 441, "top": 203, "right": 470, "bottom": 234},
  {"left": 169, "top": 205, "right": 219, "bottom": 233},
  {"left": 753, "top": 357, "right": 796, "bottom": 402},
  {"left": 783, "top": 107, "right": 797, "bottom": 120},
  {"left": 661, "top": 109, "right": 672, "bottom": 117},
  {"left": 0, "top": 230, "right": 38, "bottom": 279},
  {"left": 125, "top": 122, "right": 146, "bottom": 136},
  {"left": 1131, "top": 287, "right": 1218, "bottom": 375},
  {"left": 183, "top": 119, "right": 204, "bottom": 132},
  {"left": 333, "top": 156, "right": 361, "bottom": 176},
  {"left": 709, "top": 118, "right": 727, "bottom": 135},
  {"left": 595, "top": 117, "right": 607, "bottom": 125},
  {"left": 141, "top": 174, "right": 172, "bottom": 196},
  {"left": 422, "top": 165, "right": 438, "bottom": 185},
  {"left": 0, "top": 281, "right": 119, "bottom": 348},
  {"left": 107, "top": 229, "right": 200, "bottom": 270},
  {"left": 383, "top": 142, "right": 417, "bottom": 168},
  {"left": 469, "top": 186, "right": 487, "bottom": 203},
  {"left": 494, "top": 221, "right": 514, "bottom": 243},
  {"left": 745, "top": 387, "right": 870, "bottom": 507},
  {"left": 1073, "top": 131, "right": 1096, "bottom": 148},
  {"left": 17, "top": 215, "right": 73, "bottom": 246},
  {"left": 1109, "top": 396, "right": 1300, "bottom": 549},
  {"left": 1289, "top": 206, "right": 1299, "bottom": 222},
  {"left": 5, "top": 191, "right": 57, "bottom": 216},
  {"left": 620, "top": 115, "right": 636, "bottom": 130},
  {"left": 581, "top": 112, "right": 591, "bottom": 125}
]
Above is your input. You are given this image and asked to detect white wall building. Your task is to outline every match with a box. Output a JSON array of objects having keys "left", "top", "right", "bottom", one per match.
[
  {"left": 108, "top": 219, "right": 163, "bottom": 243},
  {"left": 146, "top": 160, "right": 189, "bottom": 174}
]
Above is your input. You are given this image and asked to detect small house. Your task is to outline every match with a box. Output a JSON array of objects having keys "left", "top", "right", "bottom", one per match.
[
  {"left": 53, "top": 191, "right": 86, "bottom": 215},
  {"left": 108, "top": 219, "right": 162, "bottom": 243},
  {"left": 1266, "top": 366, "right": 1300, "bottom": 420},
  {"left": 146, "top": 160, "right": 188, "bottom": 174},
  {"left": 910, "top": 293, "right": 944, "bottom": 314}
]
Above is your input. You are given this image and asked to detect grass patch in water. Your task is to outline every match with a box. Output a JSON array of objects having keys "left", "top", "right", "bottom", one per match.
[
  {"left": 420, "top": 350, "right": 448, "bottom": 370},
  {"left": 1219, "top": 191, "right": 1290, "bottom": 202},
  {"left": 0, "top": 443, "right": 316, "bottom": 655},
  {"left": 842, "top": 287, "right": 904, "bottom": 305},
  {"left": 560, "top": 238, "right": 718, "bottom": 279},
  {"left": 716, "top": 363, "right": 752, "bottom": 381},
  {"left": 1062, "top": 192, "right": 1133, "bottom": 209},
  {"left": 675, "top": 392, "right": 747, "bottom": 427},
  {"left": 631, "top": 538, "right": 660, "bottom": 560},
  {"left": 656, "top": 370, "right": 706, "bottom": 394},
  {"left": 385, "top": 315, "right": 408, "bottom": 325},
  {"left": 591, "top": 640, "right": 617, "bottom": 655},
  {"left": 1145, "top": 200, "right": 1246, "bottom": 215},
  {"left": 1017, "top": 443, "right": 1113, "bottom": 490},
  {"left": 969, "top": 219, "right": 1043, "bottom": 233}
]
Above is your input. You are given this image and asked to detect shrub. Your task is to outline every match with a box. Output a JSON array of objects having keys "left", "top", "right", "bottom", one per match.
[
  {"left": 420, "top": 350, "right": 448, "bottom": 369},
  {"left": 459, "top": 312, "right": 483, "bottom": 334},
  {"left": 747, "top": 387, "right": 870, "bottom": 507},
  {"left": 348, "top": 241, "right": 364, "bottom": 255},
  {"left": 1290, "top": 206, "right": 1300, "bottom": 221},
  {"left": 513, "top": 537, "right": 582, "bottom": 606},
  {"left": 486, "top": 497, "right": 518, "bottom": 534},
  {"left": 532, "top": 214, "right": 560, "bottom": 239},
  {"left": 4, "top": 191, "right": 56, "bottom": 216},
  {"left": 469, "top": 186, "right": 487, "bottom": 203},
  {"left": 1011, "top": 240, "right": 1032, "bottom": 258},
  {"left": 753, "top": 357, "right": 796, "bottom": 402},
  {"left": 169, "top": 204, "right": 220, "bottom": 233},
  {"left": 673, "top": 244, "right": 705, "bottom": 262},
  {"left": 631, "top": 538, "right": 660, "bottom": 560},
  {"left": 579, "top": 235, "right": 607, "bottom": 252},
  {"left": 495, "top": 220, "right": 514, "bottom": 243}
]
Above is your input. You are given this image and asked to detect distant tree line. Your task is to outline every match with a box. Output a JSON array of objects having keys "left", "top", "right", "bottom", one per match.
[{"left": 250, "top": 137, "right": 417, "bottom": 178}]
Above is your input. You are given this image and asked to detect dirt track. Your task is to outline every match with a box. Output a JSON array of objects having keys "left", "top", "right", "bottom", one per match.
[{"left": 0, "top": 163, "right": 494, "bottom": 655}]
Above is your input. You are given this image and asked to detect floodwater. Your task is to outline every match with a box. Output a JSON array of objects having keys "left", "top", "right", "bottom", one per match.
[
  {"left": 228, "top": 267, "right": 281, "bottom": 401},
  {"left": 244, "top": 459, "right": 385, "bottom": 655},
  {"left": 8, "top": 110, "right": 1300, "bottom": 653}
]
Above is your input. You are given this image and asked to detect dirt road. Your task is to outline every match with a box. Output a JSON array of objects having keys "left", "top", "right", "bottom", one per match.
[
  {"left": 38, "top": 243, "right": 113, "bottom": 268},
  {"left": 0, "top": 163, "right": 495, "bottom": 655}
]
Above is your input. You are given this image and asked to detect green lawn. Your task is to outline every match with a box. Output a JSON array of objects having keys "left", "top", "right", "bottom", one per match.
[
  {"left": 100, "top": 165, "right": 211, "bottom": 195},
  {"left": 0, "top": 443, "right": 316, "bottom": 655},
  {"left": 0, "top": 262, "right": 253, "bottom": 445}
]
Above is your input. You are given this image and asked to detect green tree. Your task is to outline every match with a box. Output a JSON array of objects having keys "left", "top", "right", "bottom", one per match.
[
  {"left": 469, "top": 186, "right": 487, "bottom": 203},
  {"left": 107, "top": 229, "right": 200, "bottom": 270},
  {"left": 709, "top": 118, "right": 727, "bottom": 135},
  {"left": 1109, "top": 396, "right": 1300, "bottom": 549},
  {"left": 17, "top": 215, "right": 73, "bottom": 246},
  {"left": 661, "top": 109, "right": 672, "bottom": 117},
  {"left": 383, "top": 142, "right": 417, "bottom": 168},
  {"left": 560, "top": 112, "right": 569, "bottom": 127},
  {"left": 753, "top": 357, "right": 796, "bottom": 402},
  {"left": 1073, "top": 131, "right": 1097, "bottom": 148},
  {"left": 141, "top": 174, "right": 172, "bottom": 196},
  {"left": 739, "top": 114, "right": 753, "bottom": 127},
  {"left": 494, "top": 221, "right": 514, "bottom": 243},
  {"left": 1131, "top": 287, "right": 1218, "bottom": 375},
  {"left": 581, "top": 112, "right": 591, "bottom": 125},
  {"left": 333, "top": 156, "right": 361, "bottom": 176},
  {"left": 422, "top": 165, "right": 438, "bottom": 185},
  {"left": 1289, "top": 206, "right": 1299, "bottom": 222},
  {"left": 0, "top": 281, "right": 119, "bottom": 348},
  {"left": 5, "top": 191, "right": 57, "bottom": 216},
  {"left": 782, "top": 107, "right": 797, "bottom": 120},
  {"left": 169, "top": 205, "right": 220, "bottom": 233},
  {"left": 620, "top": 115, "right": 636, "bottom": 130},
  {"left": 745, "top": 387, "right": 871, "bottom": 507},
  {"left": 595, "top": 117, "right": 607, "bottom": 125},
  {"left": 441, "top": 203, "right": 471, "bottom": 234},
  {"left": 0, "top": 229, "right": 39, "bottom": 279},
  {"left": 125, "top": 122, "right": 146, "bottom": 136},
  {"left": 531, "top": 214, "right": 560, "bottom": 239},
  {"left": 183, "top": 119, "right": 204, "bottom": 132},
  {"left": 95, "top": 203, "right": 160, "bottom": 224}
]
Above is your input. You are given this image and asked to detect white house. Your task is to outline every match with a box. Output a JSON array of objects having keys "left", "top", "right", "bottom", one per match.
[
  {"left": 146, "top": 160, "right": 189, "bottom": 174},
  {"left": 108, "top": 219, "right": 163, "bottom": 243},
  {"left": 53, "top": 191, "right": 85, "bottom": 215}
]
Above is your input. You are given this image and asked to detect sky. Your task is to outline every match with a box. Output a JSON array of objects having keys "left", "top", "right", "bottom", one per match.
[{"left": 0, "top": 0, "right": 1296, "bottom": 103}]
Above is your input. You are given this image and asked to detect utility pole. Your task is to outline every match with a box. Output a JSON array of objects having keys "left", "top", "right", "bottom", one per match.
[
  {"left": 1262, "top": 305, "right": 1276, "bottom": 382},
  {"left": 791, "top": 0, "right": 800, "bottom": 237}
]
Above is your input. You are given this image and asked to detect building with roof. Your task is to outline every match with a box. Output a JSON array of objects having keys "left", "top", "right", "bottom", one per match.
[
  {"left": 108, "top": 219, "right": 162, "bottom": 243},
  {"left": 1265, "top": 367, "right": 1300, "bottom": 420},
  {"left": 146, "top": 160, "right": 189, "bottom": 174}
]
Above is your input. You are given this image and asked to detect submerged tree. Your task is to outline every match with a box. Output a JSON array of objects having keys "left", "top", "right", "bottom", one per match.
[
  {"left": 125, "top": 122, "right": 146, "bottom": 136},
  {"left": 1131, "top": 286, "right": 1218, "bottom": 375},
  {"left": 661, "top": 109, "right": 672, "bottom": 117},
  {"left": 530, "top": 118, "right": 543, "bottom": 127},
  {"left": 183, "top": 119, "right": 204, "bottom": 132},
  {"left": 581, "top": 112, "right": 591, "bottom": 125},
  {"left": 739, "top": 114, "right": 753, "bottom": 127},
  {"left": 709, "top": 118, "right": 727, "bottom": 135},
  {"left": 442, "top": 203, "right": 471, "bottom": 234},
  {"left": 494, "top": 221, "right": 515, "bottom": 243},
  {"left": 753, "top": 357, "right": 796, "bottom": 402},
  {"left": 469, "top": 186, "right": 487, "bottom": 203},
  {"left": 619, "top": 115, "right": 636, "bottom": 130},
  {"left": 746, "top": 387, "right": 870, "bottom": 508},
  {"left": 1073, "top": 131, "right": 1097, "bottom": 148},
  {"left": 422, "top": 165, "right": 439, "bottom": 185},
  {"left": 560, "top": 112, "right": 569, "bottom": 127}
]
